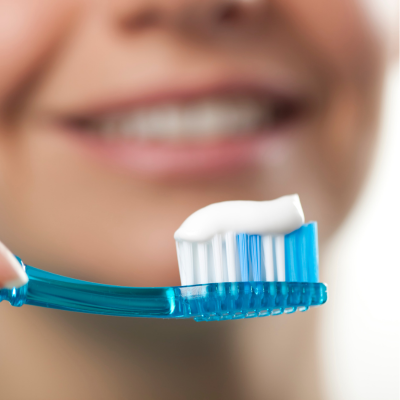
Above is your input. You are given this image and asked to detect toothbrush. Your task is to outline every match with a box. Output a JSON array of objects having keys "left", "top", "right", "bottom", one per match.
[{"left": 0, "top": 195, "right": 327, "bottom": 321}]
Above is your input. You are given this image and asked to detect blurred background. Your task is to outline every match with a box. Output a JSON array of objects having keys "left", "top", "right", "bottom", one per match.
[
  {"left": 0, "top": 0, "right": 398, "bottom": 399},
  {"left": 321, "top": 64, "right": 399, "bottom": 400}
]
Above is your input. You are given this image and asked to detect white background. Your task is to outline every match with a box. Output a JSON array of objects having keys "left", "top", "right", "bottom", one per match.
[{"left": 320, "top": 65, "right": 400, "bottom": 400}]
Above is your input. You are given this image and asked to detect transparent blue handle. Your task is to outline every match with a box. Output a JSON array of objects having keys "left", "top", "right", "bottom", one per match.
[{"left": 0, "top": 260, "right": 327, "bottom": 321}]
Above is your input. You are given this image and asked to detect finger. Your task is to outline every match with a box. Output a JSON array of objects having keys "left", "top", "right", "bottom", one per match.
[{"left": 0, "top": 240, "right": 28, "bottom": 289}]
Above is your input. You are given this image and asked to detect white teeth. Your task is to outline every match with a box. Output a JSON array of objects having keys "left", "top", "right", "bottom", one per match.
[
  {"left": 94, "top": 97, "right": 270, "bottom": 141},
  {"left": 158, "top": 106, "right": 183, "bottom": 138}
]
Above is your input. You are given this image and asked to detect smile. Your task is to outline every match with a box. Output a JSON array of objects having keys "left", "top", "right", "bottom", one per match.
[
  {"left": 46, "top": 80, "right": 310, "bottom": 180},
  {"left": 62, "top": 93, "right": 301, "bottom": 144}
]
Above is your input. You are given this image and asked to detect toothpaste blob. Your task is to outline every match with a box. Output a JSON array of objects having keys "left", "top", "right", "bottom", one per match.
[{"left": 174, "top": 194, "right": 304, "bottom": 242}]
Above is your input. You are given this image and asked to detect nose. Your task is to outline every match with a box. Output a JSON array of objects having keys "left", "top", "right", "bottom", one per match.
[{"left": 117, "top": 0, "right": 265, "bottom": 35}]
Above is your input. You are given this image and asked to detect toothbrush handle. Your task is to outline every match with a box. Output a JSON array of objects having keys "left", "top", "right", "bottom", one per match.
[
  {"left": 0, "top": 263, "right": 180, "bottom": 318},
  {"left": 0, "top": 259, "right": 328, "bottom": 320}
]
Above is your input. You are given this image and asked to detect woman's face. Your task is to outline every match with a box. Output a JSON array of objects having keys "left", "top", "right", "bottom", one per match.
[{"left": 0, "top": 0, "right": 386, "bottom": 286}]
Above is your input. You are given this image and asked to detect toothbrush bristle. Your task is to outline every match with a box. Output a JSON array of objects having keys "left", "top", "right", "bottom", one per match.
[{"left": 176, "top": 222, "right": 319, "bottom": 286}]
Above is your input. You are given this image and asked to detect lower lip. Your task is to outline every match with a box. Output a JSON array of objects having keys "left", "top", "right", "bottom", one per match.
[{"left": 60, "top": 126, "right": 285, "bottom": 180}]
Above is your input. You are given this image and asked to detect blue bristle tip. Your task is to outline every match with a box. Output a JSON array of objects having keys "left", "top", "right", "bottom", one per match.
[
  {"left": 284, "top": 222, "right": 319, "bottom": 283},
  {"left": 235, "top": 222, "right": 319, "bottom": 284},
  {"left": 249, "top": 235, "right": 261, "bottom": 281},
  {"left": 236, "top": 233, "right": 249, "bottom": 281}
]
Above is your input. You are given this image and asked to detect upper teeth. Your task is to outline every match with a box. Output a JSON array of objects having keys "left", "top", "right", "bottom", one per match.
[{"left": 95, "top": 97, "right": 271, "bottom": 141}]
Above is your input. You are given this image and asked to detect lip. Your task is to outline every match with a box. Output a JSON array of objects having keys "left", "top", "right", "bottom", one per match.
[
  {"left": 52, "top": 78, "right": 306, "bottom": 118},
  {"left": 46, "top": 79, "right": 310, "bottom": 180},
  {"left": 59, "top": 128, "right": 282, "bottom": 179}
]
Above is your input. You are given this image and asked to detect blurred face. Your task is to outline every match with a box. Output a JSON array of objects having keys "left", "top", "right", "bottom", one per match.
[{"left": 0, "top": 0, "right": 386, "bottom": 286}]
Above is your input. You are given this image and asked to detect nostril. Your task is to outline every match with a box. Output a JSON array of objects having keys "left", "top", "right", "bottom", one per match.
[
  {"left": 118, "top": 1, "right": 249, "bottom": 35},
  {"left": 215, "top": 2, "right": 242, "bottom": 23},
  {"left": 119, "top": 9, "right": 163, "bottom": 32}
]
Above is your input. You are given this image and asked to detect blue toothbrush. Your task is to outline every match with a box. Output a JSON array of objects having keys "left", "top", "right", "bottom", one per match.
[
  {"left": 0, "top": 196, "right": 327, "bottom": 321},
  {"left": 0, "top": 222, "right": 326, "bottom": 321}
]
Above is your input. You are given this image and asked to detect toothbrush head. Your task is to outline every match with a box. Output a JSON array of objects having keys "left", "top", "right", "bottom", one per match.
[{"left": 174, "top": 195, "right": 327, "bottom": 320}]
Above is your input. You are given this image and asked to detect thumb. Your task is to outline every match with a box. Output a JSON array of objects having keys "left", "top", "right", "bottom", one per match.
[{"left": 0, "top": 240, "right": 28, "bottom": 289}]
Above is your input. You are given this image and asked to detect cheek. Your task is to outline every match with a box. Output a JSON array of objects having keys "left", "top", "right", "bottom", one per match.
[
  {"left": 280, "top": 0, "right": 383, "bottom": 78},
  {"left": 0, "top": 125, "right": 182, "bottom": 286},
  {"left": 305, "top": 85, "right": 380, "bottom": 234}
]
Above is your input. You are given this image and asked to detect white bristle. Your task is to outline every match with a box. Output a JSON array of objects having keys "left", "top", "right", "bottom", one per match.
[
  {"left": 197, "top": 243, "right": 208, "bottom": 284},
  {"left": 182, "top": 241, "right": 194, "bottom": 285},
  {"left": 176, "top": 233, "right": 288, "bottom": 285},
  {"left": 275, "top": 235, "right": 286, "bottom": 282},
  {"left": 262, "top": 235, "right": 275, "bottom": 281},
  {"left": 225, "top": 232, "right": 237, "bottom": 282},
  {"left": 173, "top": 195, "right": 309, "bottom": 285},
  {"left": 212, "top": 234, "right": 224, "bottom": 283},
  {"left": 176, "top": 242, "right": 186, "bottom": 285}
]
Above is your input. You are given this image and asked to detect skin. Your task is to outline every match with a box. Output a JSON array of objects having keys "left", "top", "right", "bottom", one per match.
[{"left": 0, "top": 0, "right": 390, "bottom": 398}]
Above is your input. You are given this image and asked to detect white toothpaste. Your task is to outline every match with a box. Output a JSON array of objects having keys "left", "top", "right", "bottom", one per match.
[{"left": 174, "top": 194, "right": 304, "bottom": 242}]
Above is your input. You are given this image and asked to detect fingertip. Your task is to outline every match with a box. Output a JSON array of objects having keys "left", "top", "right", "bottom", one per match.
[{"left": 0, "top": 241, "right": 29, "bottom": 289}]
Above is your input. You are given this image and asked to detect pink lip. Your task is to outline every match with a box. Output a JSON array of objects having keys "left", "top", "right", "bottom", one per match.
[{"left": 63, "top": 130, "right": 279, "bottom": 180}]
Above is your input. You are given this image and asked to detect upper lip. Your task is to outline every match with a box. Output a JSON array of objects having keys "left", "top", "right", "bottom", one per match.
[{"left": 49, "top": 74, "right": 311, "bottom": 121}]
